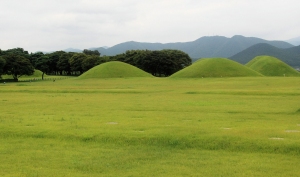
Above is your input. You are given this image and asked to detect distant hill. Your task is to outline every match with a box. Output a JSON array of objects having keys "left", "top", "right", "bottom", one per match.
[
  {"left": 286, "top": 37, "right": 300, "bottom": 46},
  {"left": 64, "top": 46, "right": 109, "bottom": 53},
  {"left": 78, "top": 61, "right": 153, "bottom": 79},
  {"left": 92, "top": 35, "right": 293, "bottom": 59},
  {"left": 230, "top": 44, "right": 300, "bottom": 67},
  {"left": 246, "top": 56, "right": 300, "bottom": 77},
  {"left": 64, "top": 48, "right": 82, "bottom": 53},
  {"left": 170, "top": 58, "right": 262, "bottom": 78}
]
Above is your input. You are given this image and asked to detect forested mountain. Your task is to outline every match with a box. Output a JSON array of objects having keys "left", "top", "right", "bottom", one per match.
[
  {"left": 230, "top": 43, "right": 300, "bottom": 67},
  {"left": 87, "top": 35, "right": 293, "bottom": 59}
]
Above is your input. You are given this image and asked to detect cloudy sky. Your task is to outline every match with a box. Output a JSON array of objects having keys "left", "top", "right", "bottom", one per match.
[{"left": 1, "top": 0, "right": 299, "bottom": 52}]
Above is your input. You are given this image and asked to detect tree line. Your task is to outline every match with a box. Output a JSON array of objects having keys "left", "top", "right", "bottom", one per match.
[{"left": 0, "top": 48, "right": 192, "bottom": 81}]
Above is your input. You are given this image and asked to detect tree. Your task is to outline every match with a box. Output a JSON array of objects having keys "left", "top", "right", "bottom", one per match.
[
  {"left": 111, "top": 53, "right": 126, "bottom": 62},
  {"left": 35, "top": 55, "right": 50, "bottom": 80},
  {"left": 98, "top": 56, "right": 110, "bottom": 65},
  {"left": 83, "top": 49, "right": 100, "bottom": 56},
  {"left": 30, "top": 52, "right": 44, "bottom": 67},
  {"left": 47, "top": 51, "right": 66, "bottom": 75},
  {"left": 69, "top": 53, "right": 87, "bottom": 75},
  {"left": 81, "top": 55, "right": 100, "bottom": 72},
  {"left": 160, "top": 49, "right": 192, "bottom": 75},
  {"left": 2, "top": 53, "right": 34, "bottom": 81},
  {"left": 0, "top": 56, "right": 6, "bottom": 78},
  {"left": 112, "top": 49, "right": 192, "bottom": 76},
  {"left": 4, "top": 48, "right": 30, "bottom": 59},
  {"left": 57, "top": 53, "right": 73, "bottom": 75}
]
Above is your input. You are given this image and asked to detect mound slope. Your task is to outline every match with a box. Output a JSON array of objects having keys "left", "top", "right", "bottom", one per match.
[
  {"left": 78, "top": 61, "right": 153, "bottom": 79},
  {"left": 246, "top": 56, "right": 300, "bottom": 77},
  {"left": 170, "top": 58, "right": 262, "bottom": 78}
]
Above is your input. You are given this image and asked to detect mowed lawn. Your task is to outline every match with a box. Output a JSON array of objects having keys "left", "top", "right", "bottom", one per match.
[{"left": 0, "top": 77, "right": 300, "bottom": 176}]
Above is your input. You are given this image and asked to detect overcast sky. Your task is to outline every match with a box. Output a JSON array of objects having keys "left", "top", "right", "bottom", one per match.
[{"left": 1, "top": 0, "right": 299, "bottom": 52}]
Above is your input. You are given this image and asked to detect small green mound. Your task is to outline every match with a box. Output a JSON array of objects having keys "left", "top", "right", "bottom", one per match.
[
  {"left": 78, "top": 61, "right": 153, "bottom": 79},
  {"left": 23, "top": 69, "right": 46, "bottom": 78},
  {"left": 2, "top": 69, "right": 46, "bottom": 79},
  {"left": 170, "top": 58, "right": 262, "bottom": 78},
  {"left": 246, "top": 56, "right": 300, "bottom": 77}
]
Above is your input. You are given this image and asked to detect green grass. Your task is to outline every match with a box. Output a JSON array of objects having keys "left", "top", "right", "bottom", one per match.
[
  {"left": 246, "top": 55, "right": 300, "bottom": 77},
  {"left": 78, "top": 61, "right": 153, "bottom": 79},
  {"left": 0, "top": 77, "right": 300, "bottom": 176},
  {"left": 170, "top": 58, "right": 262, "bottom": 78}
]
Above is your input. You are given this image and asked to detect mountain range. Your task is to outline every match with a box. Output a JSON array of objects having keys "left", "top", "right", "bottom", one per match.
[
  {"left": 89, "top": 35, "right": 293, "bottom": 59},
  {"left": 65, "top": 35, "right": 299, "bottom": 67}
]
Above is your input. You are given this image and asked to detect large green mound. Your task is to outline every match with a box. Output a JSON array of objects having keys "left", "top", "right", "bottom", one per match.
[
  {"left": 170, "top": 58, "right": 262, "bottom": 78},
  {"left": 78, "top": 61, "right": 153, "bottom": 79},
  {"left": 246, "top": 56, "right": 300, "bottom": 77}
]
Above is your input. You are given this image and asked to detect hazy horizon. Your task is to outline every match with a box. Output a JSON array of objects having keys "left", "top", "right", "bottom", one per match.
[{"left": 60, "top": 34, "right": 299, "bottom": 52}]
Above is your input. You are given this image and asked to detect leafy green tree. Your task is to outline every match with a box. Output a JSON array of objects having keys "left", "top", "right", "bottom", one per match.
[
  {"left": 69, "top": 53, "right": 87, "bottom": 75},
  {"left": 147, "top": 50, "right": 167, "bottom": 76},
  {"left": 82, "top": 55, "right": 100, "bottom": 72},
  {"left": 83, "top": 49, "right": 100, "bottom": 56},
  {"left": 2, "top": 53, "right": 34, "bottom": 81},
  {"left": 113, "top": 49, "right": 191, "bottom": 76},
  {"left": 30, "top": 52, "right": 44, "bottom": 67},
  {"left": 57, "top": 53, "right": 73, "bottom": 75},
  {"left": 35, "top": 55, "right": 50, "bottom": 80},
  {"left": 47, "top": 51, "right": 66, "bottom": 75},
  {"left": 111, "top": 53, "right": 126, "bottom": 62},
  {"left": 160, "top": 49, "right": 192, "bottom": 75},
  {"left": 4, "top": 48, "right": 30, "bottom": 59},
  {"left": 0, "top": 56, "right": 6, "bottom": 78},
  {"left": 98, "top": 56, "right": 110, "bottom": 63}
]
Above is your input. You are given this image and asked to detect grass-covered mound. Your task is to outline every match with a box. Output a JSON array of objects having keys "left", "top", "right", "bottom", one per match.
[
  {"left": 22, "top": 69, "right": 46, "bottom": 78},
  {"left": 78, "top": 61, "right": 153, "bottom": 79},
  {"left": 170, "top": 58, "right": 262, "bottom": 78},
  {"left": 246, "top": 56, "right": 300, "bottom": 77},
  {"left": 1, "top": 69, "right": 46, "bottom": 80}
]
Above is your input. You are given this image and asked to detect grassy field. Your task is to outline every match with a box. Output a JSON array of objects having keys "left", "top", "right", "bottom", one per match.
[{"left": 1, "top": 77, "right": 300, "bottom": 176}]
